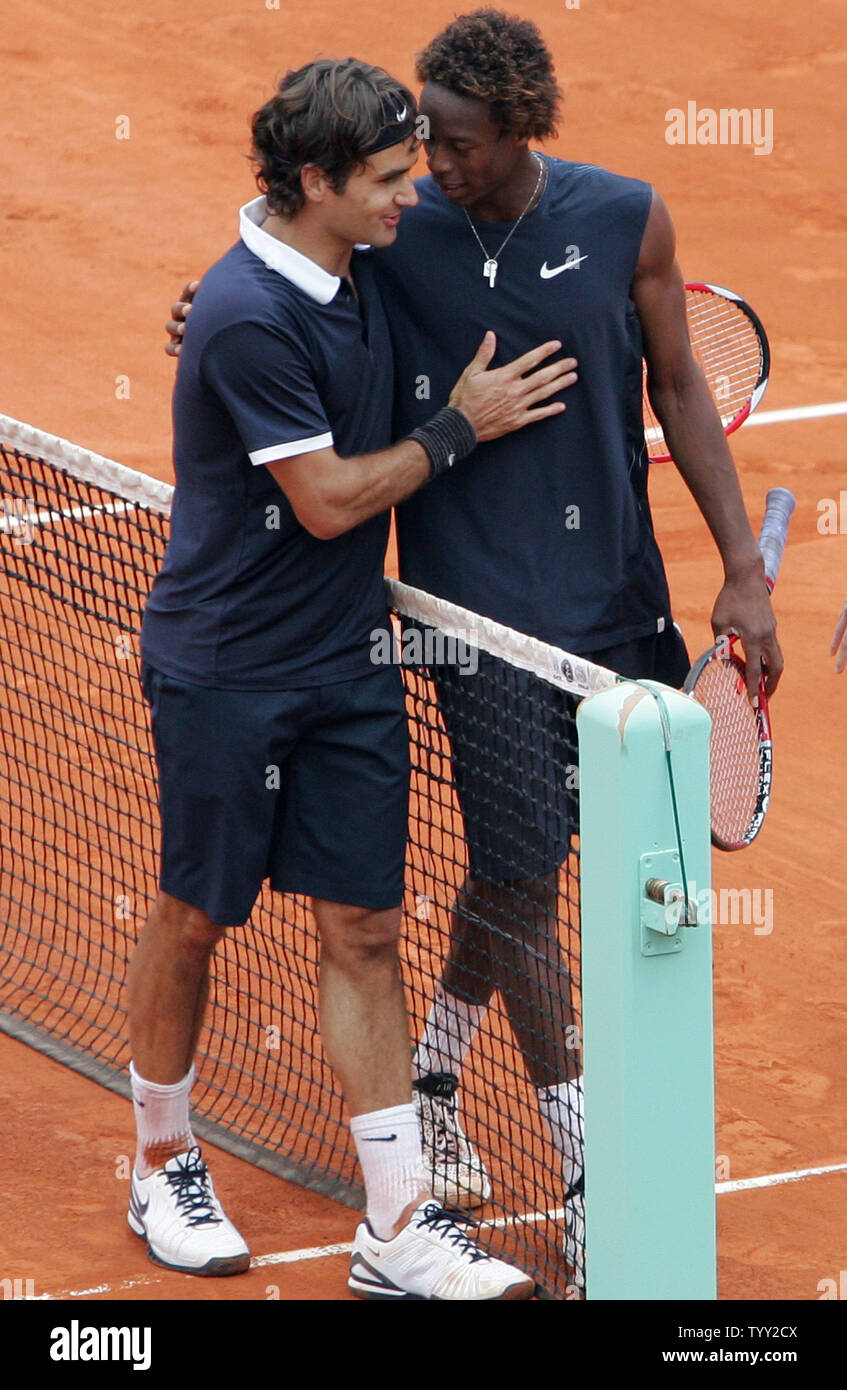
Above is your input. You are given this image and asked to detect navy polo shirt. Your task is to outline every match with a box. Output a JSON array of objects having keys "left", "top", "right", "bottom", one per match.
[
  {"left": 373, "top": 160, "right": 674, "bottom": 655},
  {"left": 141, "top": 197, "right": 393, "bottom": 689}
]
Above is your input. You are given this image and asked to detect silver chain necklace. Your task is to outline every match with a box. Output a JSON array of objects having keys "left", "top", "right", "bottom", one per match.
[{"left": 463, "top": 154, "right": 546, "bottom": 288}]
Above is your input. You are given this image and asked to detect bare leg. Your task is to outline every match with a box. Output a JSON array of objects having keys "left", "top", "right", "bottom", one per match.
[
  {"left": 126, "top": 891, "right": 226, "bottom": 1168},
  {"left": 442, "top": 872, "right": 579, "bottom": 1087},
  {"left": 125, "top": 889, "right": 252, "bottom": 1274},
  {"left": 315, "top": 898, "right": 418, "bottom": 1115},
  {"left": 440, "top": 883, "right": 499, "bottom": 1010},
  {"left": 315, "top": 898, "right": 429, "bottom": 1231}
]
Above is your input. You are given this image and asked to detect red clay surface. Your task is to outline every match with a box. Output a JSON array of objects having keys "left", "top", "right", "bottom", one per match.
[{"left": 2, "top": 0, "right": 846, "bottom": 1302}]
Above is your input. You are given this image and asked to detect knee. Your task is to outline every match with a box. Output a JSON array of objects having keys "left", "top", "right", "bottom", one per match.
[
  {"left": 462, "top": 875, "right": 560, "bottom": 953},
  {"left": 319, "top": 904, "right": 401, "bottom": 968},
  {"left": 469, "top": 872, "right": 557, "bottom": 917},
  {"left": 152, "top": 893, "right": 227, "bottom": 962}
]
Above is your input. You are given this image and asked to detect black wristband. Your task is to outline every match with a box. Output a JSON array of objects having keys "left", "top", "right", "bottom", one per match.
[{"left": 408, "top": 406, "right": 477, "bottom": 479}]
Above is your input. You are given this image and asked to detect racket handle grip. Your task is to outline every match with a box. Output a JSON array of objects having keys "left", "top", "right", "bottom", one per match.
[{"left": 758, "top": 487, "right": 796, "bottom": 590}]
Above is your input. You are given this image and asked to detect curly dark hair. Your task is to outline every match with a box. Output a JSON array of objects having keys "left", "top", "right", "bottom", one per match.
[
  {"left": 415, "top": 9, "right": 561, "bottom": 140},
  {"left": 252, "top": 58, "right": 416, "bottom": 218}
]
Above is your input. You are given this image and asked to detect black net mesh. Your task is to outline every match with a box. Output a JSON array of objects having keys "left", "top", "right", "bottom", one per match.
[{"left": 0, "top": 432, "right": 601, "bottom": 1297}]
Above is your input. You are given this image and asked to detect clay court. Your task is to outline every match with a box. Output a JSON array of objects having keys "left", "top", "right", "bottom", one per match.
[{"left": 1, "top": 0, "right": 846, "bottom": 1303}]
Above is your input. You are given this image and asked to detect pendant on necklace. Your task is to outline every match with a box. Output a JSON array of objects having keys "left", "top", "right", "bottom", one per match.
[{"left": 483, "top": 258, "right": 498, "bottom": 287}]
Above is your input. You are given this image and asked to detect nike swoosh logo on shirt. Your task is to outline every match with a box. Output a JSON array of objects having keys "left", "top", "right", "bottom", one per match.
[
  {"left": 362, "top": 1134, "right": 398, "bottom": 1142},
  {"left": 540, "top": 255, "right": 589, "bottom": 278}
]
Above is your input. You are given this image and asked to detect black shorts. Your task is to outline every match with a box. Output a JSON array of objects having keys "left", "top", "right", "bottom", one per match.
[
  {"left": 433, "top": 624, "right": 691, "bottom": 884},
  {"left": 142, "top": 662, "right": 410, "bottom": 925}
]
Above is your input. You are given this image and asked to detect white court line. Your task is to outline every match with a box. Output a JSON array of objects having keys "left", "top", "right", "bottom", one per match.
[
  {"left": 251, "top": 1240, "right": 353, "bottom": 1268},
  {"left": 0, "top": 500, "right": 136, "bottom": 532},
  {"left": 716, "top": 1159, "right": 847, "bottom": 1194},
  {"left": 745, "top": 400, "right": 847, "bottom": 426},
  {"left": 27, "top": 1159, "right": 847, "bottom": 1299},
  {"left": 647, "top": 398, "right": 846, "bottom": 444},
  {"left": 30, "top": 1245, "right": 356, "bottom": 1300}
]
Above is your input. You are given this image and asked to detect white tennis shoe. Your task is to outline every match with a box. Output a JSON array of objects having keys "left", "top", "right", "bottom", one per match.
[
  {"left": 348, "top": 1200, "right": 534, "bottom": 1300},
  {"left": 128, "top": 1146, "right": 250, "bottom": 1276},
  {"left": 413, "top": 1072, "right": 493, "bottom": 1208}
]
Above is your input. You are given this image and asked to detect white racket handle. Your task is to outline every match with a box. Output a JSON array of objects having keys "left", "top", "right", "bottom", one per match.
[{"left": 758, "top": 487, "right": 796, "bottom": 590}]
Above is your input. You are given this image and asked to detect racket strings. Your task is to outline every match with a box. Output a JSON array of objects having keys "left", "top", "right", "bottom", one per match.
[
  {"left": 686, "top": 299, "right": 763, "bottom": 403},
  {"left": 689, "top": 656, "right": 764, "bottom": 848},
  {"left": 643, "top": 291, "right": 765, "bottom": 459}
]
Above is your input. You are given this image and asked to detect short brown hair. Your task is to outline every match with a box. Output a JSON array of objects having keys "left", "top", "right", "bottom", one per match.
[
  {"left": 416, "top": 10, "right": 561, "bottom": 141},
  {"left": 252, "top": 58, "right": 417, "bottom": 217}
]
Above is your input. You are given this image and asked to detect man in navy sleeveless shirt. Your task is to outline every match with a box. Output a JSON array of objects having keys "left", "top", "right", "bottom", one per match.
[
  {"left": 383, "top": 151, "right": 662, "bottom": 654},
  {"left": 369, "top": 11, "right": 783, "bottom": 1279}
]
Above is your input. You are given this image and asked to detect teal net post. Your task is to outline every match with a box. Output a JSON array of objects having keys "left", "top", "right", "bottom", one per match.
[{"left": 577, "top": 679, "right": 715, "bottom": 1300}]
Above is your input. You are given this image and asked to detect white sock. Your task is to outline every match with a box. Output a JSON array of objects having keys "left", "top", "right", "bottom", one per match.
[
  {"left": 130, "top": 1061, "right": 196, "bottom": 1178},
  {"left": 537, "top": 1077, "right": 584, "bottom": 1190},
  {"left": 351, "top": 1103, "right": 429, "bottom": 1241},
  {"left": 413, "top": 983, "right": 487, "bottom": 1079}
]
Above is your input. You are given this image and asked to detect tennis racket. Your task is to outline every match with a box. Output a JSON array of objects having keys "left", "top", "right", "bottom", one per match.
[
  {"left": 644, "top": 283, "right": 771, "bottom": 462},
  {"left": 683, "top": 487, "right": 795, "bottom": 851}
]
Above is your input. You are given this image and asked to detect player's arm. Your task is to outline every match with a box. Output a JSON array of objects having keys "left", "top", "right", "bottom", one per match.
[
  {"left": 200, "top": 319, "right": 576, "bottom": 542},
  {"left": 268, "top": 334, "right": 577, "bottom": 539},
  {"left": 632, "top": 190, "right": 783, "bottom": 697}
]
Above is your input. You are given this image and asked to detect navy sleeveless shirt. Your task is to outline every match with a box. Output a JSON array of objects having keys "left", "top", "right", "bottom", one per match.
[{"left": 373, "top": 158, "right": 673, "bottom": 653}]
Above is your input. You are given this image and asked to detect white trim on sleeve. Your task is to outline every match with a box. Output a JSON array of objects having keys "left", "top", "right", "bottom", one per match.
[{"left": 249, "top": 432, "right": 334, "bottom": 466}]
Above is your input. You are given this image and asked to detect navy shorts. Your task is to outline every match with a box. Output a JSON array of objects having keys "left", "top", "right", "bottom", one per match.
[
  {"left": 141, "top": 663, "right": 410, "bottom": 925},
  {"left": 433, "top": 624, "right": 691, "bottom": 884}
]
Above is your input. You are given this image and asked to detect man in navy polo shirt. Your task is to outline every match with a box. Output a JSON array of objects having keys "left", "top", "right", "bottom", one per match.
[{"left": 131, "top": 56, "right": 573, "bottom": 1301}]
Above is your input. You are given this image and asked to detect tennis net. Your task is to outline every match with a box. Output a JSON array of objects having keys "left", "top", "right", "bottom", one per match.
[{"left": 0, "top": 414, "right": 623, "bottom": 1298}]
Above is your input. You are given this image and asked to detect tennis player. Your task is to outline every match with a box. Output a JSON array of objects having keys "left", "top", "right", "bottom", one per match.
[
  {"left": 165, "top": 11, "right": 783, "bottom": 1284},
  {"left": 132, "top": 56, "right": 575, "bottom": 1300},
  {"left": 385, "top": 12, "right": 782, "bottom": 1279}
]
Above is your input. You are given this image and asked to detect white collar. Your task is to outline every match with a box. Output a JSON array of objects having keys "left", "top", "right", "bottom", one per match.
[{"left": 238, "top": 196, "right": 341, "bottom": 305}]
